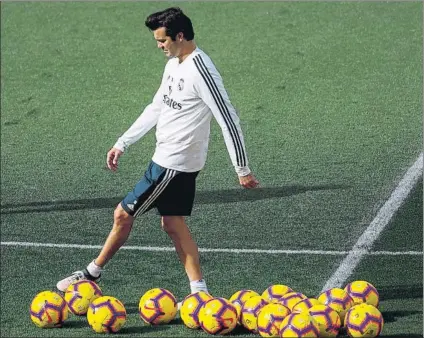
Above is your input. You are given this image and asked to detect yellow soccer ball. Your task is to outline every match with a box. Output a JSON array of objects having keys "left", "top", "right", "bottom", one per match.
[
  {"left": 292, "top": 298, "right": 321, "bottom": 313},
  {"left": 64, "top": 280, "right": 102, "bottom": 315},
  {"left": 229, "top": 289, "right": 260, "bottom": 307},
  {"left": 230, "top": 300, "right": 243, "bottom": 324},
  {"left": 261, "top": 284, "right": 293, "bottom": 303},
  {"left": 30, "top": 290, "right": 68, "bottom": 328},
  {"left": 308, "top": 304, "right": 341, "bottom": 338},
  {"left": 344, "top": 303, "right": 384, "bottom": 338},
  {"left": 344, "top": 281, "right": 379, "bottom": 308},
  {"left": 229, "top": 289, "right": 259, "bottom": 324},
  {"left": 241, "top": 295, "right": 268, "bottom": 332},
  {"left": 279, "top": 312, "right": 320, "bottom": 338},
  {"left": 138, "top": 288, "right": 177, "bottom": 324},
  {"left": 278, "top": 292, "right": 307, "bottom": 311},
  {"left": 318, "top": 288, "right": 354, "bottom": 325},
  {"left": 180, "top": 291, "right": 213, "bottom": 329},
  {"left": 198, "top": 297, "right": 238, "bottom": 335},
  {"left": 87, "top": 296, "right": 127, "bottom": 333},
  {"left": 256, "top": 303, "right": 290, "bottom": 337}
]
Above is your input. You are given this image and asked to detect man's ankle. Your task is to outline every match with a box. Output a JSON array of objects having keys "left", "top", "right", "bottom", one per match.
[
  {"left": 190, "top": 279, "right": 208, "bottom": 294},
  {"left": 86, "top": 260, "right": 102, "bottom": 278}
]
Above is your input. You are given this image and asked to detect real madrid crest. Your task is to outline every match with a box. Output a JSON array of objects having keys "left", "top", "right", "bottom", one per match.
[{"left": 177, "top": 78, "right": 184, "bottom": 91}]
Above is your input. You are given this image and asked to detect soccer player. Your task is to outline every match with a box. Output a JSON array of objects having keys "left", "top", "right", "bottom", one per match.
[{"left": 57, "top": 7, "right": 259, "bottom": 296}]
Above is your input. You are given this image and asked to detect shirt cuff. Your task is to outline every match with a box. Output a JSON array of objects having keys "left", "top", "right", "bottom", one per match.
[
  {"left": 235, "top": 166, "right": 251, "bottom": 177},
  {"left": 113, "top": 139, "right": 127, "bottom": 152}
]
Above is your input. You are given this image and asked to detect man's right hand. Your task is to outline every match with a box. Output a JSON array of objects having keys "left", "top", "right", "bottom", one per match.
[{"left": 106, "top": 148, "right": 123, "bottom": 171}]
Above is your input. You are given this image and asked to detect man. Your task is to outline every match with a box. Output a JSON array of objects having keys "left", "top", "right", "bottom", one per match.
[{"left": 56, "top": 7, "right": 259, "bottom": 296}]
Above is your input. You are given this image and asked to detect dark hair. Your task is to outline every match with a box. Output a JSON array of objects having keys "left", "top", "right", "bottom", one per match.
[{"left": 145, "top": 7, "right": 194, "bottom": 41}]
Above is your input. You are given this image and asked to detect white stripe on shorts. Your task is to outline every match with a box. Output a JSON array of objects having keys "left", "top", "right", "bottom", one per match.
[{"left": 133, "top": 169, "right": 177, "bottom": 217}]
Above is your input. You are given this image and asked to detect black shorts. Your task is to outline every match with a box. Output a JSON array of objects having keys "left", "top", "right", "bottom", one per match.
[{"left": 121, "top": 161, "right": 199, "bottom": 217}]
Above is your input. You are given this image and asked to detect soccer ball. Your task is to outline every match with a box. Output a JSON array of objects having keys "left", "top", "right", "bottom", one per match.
[
  {"left": 229, "top": 289, "right": 259, "bottom": 324},
  {"left": 240, "top": 295, "right": 268, "bottom": 332},
  {"left": 278, "top": 292, "right": 307, "bottom": 311},
  {"left": 344, "top": 303, "right": 384, "bottom": 338},
  {"left": 64, "top": 280, "right": 102, "bottom": 315},
  {"left": 87, "top": 296, "right": 127, "bottom": 333},
  {"left": 180, "top": 291, "right": 213, "bottom": 329},
  {"left": 279, "top": 312, "right": 320, "bottom": 338},
  {"left": 344, "top": 281, "right": 379, "bottom": 308},
  {"left": 230, "top": 300, "right": 243, "bottom": 324},
  {"left": 261, "top": 284, "right": 293, "bottom": 303},
  {"left": 318, "top": 288, "right": 354, "bottom": 325},
  {"left": 30, "top": 290, "right": 68, "bottom": 328},
  {"left": 229, "top": 289, "right": 260, "bottom": 307},
  {"left": 138, "top": 288, "right": 177, "bottom": 324},
  {"left": 198, "top": 297, "right": 238, "bottom": 335},
  {"left": 292, "top": 298, "right": 321, "bottom": 313},
  {"left": 256, "top": 303, "right": 290, "bottom": 337},
  {"left": 307, "top": 304, "right": 341, "bottom": 338}
]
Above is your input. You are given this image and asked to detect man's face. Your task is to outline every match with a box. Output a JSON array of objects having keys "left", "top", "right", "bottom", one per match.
[{"left": 153, "top": 27, "right": 182, "bottom": 58}]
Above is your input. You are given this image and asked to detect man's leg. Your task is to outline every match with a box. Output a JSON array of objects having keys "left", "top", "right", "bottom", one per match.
[
  {"left": 94, "top": 204, "right": 134, "bottom": 267},
  {"left": 56, "top": 162, "right": 176, "bottom": 292},
  {"left": 56, "top": 204, "right": 134, "bottom": 291},
  {"left": 161, "top": 216, "right": 208, "bottom": 293},
  {"left": 56, "top": 161, "right": 167, "bottom": 292}
]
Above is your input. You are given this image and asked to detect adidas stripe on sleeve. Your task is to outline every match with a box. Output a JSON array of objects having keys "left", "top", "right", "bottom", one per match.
[{"left": 193, "top": 54, "right": 250, "bottom": 176}]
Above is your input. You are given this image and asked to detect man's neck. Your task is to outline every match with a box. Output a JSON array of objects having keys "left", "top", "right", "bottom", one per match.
[{"left": 178, "top": 42, "right": 197, "bottom": 63}]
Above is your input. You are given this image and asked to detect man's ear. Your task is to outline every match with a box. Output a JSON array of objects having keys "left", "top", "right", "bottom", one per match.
[{"left": 177, "top": 32, "right": 184, "bottom": 42}]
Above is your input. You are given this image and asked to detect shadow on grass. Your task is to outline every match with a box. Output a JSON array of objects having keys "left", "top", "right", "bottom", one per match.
[
  {"left": 379, "top": 335, "right": 423, "bottom": 338},
  {"left": 62, "top": 319, "right": 89, "bottom": 329},
  {"left": 125, "top": 302, "right": 140, "bottom": 315},
  {"left": 118, "top": 316, "right": 185, "bottom": 334},
  {"left": 379, "top": 284, "right": 423, "bottom": 301},
  {"left": 122, "top": 318, "right": 254, "bottom": 337},
  {"left": 119, "top": 324, "right": 170, "bottom": 335},
  {"left": 228, "top": 325, "right": 255, "bottom": 336},
  {"left": 337, "top": 326, "right": 423, "bottom": 338},
  {"left": 1, "top": 184, "right": 350, "bottom": 214},
  {"left": 119, "top": 301, "right": 254, "bottom": 336},
  {"left": 338, "top": 333, "right": 422, "bottom": 338},
  {"left": 124, "top": 302, "right": 185, "bottom": 322},
  {"left": 383, "top": 310, "right": 423, "bottom": 324}
]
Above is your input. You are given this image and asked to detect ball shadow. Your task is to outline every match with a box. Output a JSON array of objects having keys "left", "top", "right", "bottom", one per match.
[
  {"left": 382, "top": 310, "right": 423, "bottom": 324},
  {"left": 124, "top": 302, "right": 139, "bottom": 315},
  {"left": 119, "top": 305, "right": 183, "bottom": 334},
  {"left": 119, "top": 324, "right": 170, "bottom": 335},
  {"left": 229, "top": 325, "right": 254, "bottom": 336},
  {"left": 62, "top": 319, "right": 89, "bottom": 329}
]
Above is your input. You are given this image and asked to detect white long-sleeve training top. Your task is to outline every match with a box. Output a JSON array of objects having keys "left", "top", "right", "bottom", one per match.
[{"left": 113, "top": 47, "right": 251, "bottom": 176}]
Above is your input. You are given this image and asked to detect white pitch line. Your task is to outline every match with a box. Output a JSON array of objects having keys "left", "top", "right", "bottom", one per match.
[
  {"left": 321, "top": 153, "right": 423, "bottom": 293},
  {"left": 0, "top": 241, "right": 422, "bottom": 256},
  {"left": 369, "top": 251, "right": 423, "bottom": 256}
]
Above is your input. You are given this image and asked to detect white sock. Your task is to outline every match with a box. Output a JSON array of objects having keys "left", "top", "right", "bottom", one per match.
[
  {"left": 190, "top": 279, "right": 209, "bottom": 294},
  {"left": 86, "top": 260, "right": 102, "bottom": 278}
]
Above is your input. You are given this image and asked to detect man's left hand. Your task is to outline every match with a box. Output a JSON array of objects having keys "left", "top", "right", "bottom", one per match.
[{"left": 239, "top": 173, "right": 259, "bottom": 189}]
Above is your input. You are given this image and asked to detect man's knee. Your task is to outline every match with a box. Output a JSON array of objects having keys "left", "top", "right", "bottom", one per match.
[
  {"left": 161, "top": 216, "right": 184, "bottom": 234},
  {"left": 113, "top": 204, "right": 134, "bottom": 228}
]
